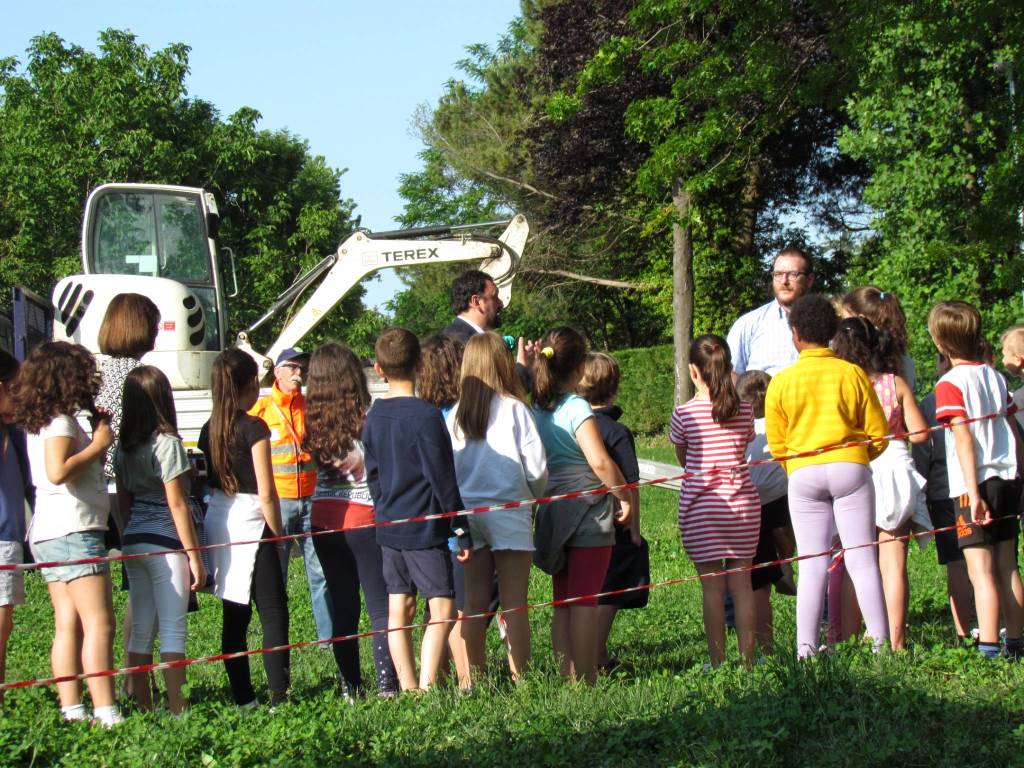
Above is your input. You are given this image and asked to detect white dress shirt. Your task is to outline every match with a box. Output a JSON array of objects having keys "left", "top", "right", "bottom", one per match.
[{"left": 726, "top": 299, "right": 798, "bottom": 376}]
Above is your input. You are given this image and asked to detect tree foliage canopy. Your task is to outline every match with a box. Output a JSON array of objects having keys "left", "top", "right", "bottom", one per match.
[
  {"left": 396, "top": 0, "right": 1024, "bottom": 394},
  {"left": 4, "top": 8, "right": 1024, "bottom": 382},
  {"left": 0, "top": 30, "right": 372, "bottom": 354},
  {"left": 839, "top": 1, "right": 1024, "bottom": 377}
]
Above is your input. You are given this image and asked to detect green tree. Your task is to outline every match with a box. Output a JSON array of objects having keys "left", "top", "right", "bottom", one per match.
[
  {"left": 837, "top": 1, "right": 1024, "bottom": 379},
  {"left": 543, "top": 0, "right": 858, "bottom": 400},
  {"left": 0, "top": 30, "right": 365, "bottom": 353},
  {"left": 389, "top": 146, "right": 508, "bottom": 338},
  {"left": 400, "top": 1, "right": 863, "bottom": 378},
  {"left": 393, "top": 7, "right": 652, "bottom": 345}
]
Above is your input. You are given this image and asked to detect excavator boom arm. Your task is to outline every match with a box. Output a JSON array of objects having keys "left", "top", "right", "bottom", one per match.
[{"left": 262, "top": 214, "right": 528, "bottom": 363}]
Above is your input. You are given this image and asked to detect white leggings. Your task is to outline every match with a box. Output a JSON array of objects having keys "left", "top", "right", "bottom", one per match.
[{"left": 123, "top": 543, "right": 190, "bottom": 655}]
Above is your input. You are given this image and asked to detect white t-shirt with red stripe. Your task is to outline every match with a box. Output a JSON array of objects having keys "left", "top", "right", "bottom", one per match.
[{"left": 934, "top": 362, "right": 1017, "bottom": 498}]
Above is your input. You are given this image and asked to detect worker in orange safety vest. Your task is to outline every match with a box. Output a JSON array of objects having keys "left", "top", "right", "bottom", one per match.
[{"left": 249, "top": 347, "right": 332, "bottom": 642}]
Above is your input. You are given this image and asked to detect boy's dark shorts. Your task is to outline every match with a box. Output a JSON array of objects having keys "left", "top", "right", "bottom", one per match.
[
  {"left": 926, "top": 498, "right": 964, "bottom": 565},
  {"left": 760, "top": 494, "right": 792, "bottom": 531},
  {"left": 751, "top": 496, "right": 787, "bottom": 591},
  {"left": 955, "top": 477, "right": 1022, "bottom": 550},
  {"left": 598, "top": 525, "right": 651, "bottom": 609},
  {"left": 382, "top": 545, "right": 454, "bottom": 599}
]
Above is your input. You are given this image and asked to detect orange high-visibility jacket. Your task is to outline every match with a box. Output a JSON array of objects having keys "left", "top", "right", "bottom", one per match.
[{"left": 248, "top": 383, "right": 316, "bottom": 499}]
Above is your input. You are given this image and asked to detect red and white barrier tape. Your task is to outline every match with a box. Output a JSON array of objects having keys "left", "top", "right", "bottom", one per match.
[
  {"left": 4, "top": 409, "right": 1011, "bottom": 574},
  {"left": 1, "top": 511, "right": 1015, "bottom": 693}
]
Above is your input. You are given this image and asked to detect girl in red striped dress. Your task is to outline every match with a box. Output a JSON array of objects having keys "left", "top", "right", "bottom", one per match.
[{"left": 670, "top": 334, "right": 761, "bottom": 667}]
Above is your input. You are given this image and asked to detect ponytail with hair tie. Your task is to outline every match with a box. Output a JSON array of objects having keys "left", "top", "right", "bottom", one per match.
[
  {"left": 689, "top": 334, "right": 740, "bottom": 424},
  {"left": 532, "top": 328, "right": 586, "bottom": 411},
  {"left": 840, "top": 285, "right": 909, "bottom": 358}
]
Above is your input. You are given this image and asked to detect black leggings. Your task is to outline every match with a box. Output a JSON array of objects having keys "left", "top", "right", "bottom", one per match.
[
  {"left": 313, "top": 527, "right": 398, "bottom": 695},
  {"left": 222, "top": 536, "right": 290, "bottom": 705}
]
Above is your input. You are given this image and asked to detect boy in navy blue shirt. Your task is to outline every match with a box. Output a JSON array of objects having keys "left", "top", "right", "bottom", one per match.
[{"left": 362, "top": 327, "right": 472, "bottom": 691}]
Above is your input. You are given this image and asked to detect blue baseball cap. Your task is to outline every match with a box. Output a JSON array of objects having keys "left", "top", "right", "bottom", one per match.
[{"left": 275, "top": 347, "right": 310, "bottom": 366}]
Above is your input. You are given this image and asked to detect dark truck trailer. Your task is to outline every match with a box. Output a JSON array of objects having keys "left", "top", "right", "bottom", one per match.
[
  {"left": 3, "top": 287, "right": 53, "bottom": 360},
  {"left": 0, "top": 307, "right": 11, "bottom": 355}
]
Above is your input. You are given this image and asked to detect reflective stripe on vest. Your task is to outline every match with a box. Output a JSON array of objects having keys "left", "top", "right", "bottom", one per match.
[{"left": 250, "top": 387, "right": 316, "bottom": 499}]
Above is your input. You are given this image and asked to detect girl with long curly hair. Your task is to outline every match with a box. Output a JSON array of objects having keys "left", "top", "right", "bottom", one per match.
[
  {"left": 304, "top": 342, "right": 398, "bottom": 698},
  {"left": 8, "top": 342, "right": 123, "bottom": 726},
  {"left": 198, "top": 349, "right": 289, "bottom": 708}
]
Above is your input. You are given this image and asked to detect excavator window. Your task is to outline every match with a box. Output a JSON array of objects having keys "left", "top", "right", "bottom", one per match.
[
  {"left": 90, "top": 191, "right": 211, "bottom": 284},
  {"left": 88, "top": 190, "right": 223, "bottom": 350}
]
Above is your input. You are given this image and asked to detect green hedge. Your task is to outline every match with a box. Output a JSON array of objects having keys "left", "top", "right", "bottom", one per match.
[{"left": 610, "top": 344, "right": 675, "bottom": 436}]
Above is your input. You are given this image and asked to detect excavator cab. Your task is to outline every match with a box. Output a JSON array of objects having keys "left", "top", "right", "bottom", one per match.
[
  {"left": 82, "top": 184, "right": 227, "bottom": 351},
  {"left": 51, "top": 184, "right": 230, "bottom": 390}
]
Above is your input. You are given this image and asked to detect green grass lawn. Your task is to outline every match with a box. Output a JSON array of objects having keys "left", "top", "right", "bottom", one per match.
[{"left": 2, "top": 457, "right": 1024, "bottom": 766}]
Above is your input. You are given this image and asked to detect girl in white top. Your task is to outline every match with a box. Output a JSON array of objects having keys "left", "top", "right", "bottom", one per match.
[
  {"left": 446, "top": 332, "right": 548, "bottom": 683},
  {"left": 8, "top": 342, "right": 123, "bottom": 727}
]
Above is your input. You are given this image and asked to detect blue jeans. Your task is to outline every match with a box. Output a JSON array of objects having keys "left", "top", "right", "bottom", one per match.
[{"left": 279, "top": 498, "right": 333, "bottom": 641}]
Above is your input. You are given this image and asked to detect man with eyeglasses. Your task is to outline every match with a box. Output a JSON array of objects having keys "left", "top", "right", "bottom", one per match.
[
  {"left": 248, "top": 347, "right": 333, "bottom": 644},
  {"left": 726, "top": 248, "right": 815, "bottom": 376},
  {"left": 724, "top": 248, "right": 812, "bottom": 600}
]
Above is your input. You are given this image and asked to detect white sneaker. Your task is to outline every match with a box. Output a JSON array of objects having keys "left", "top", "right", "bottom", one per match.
[
  {"left": 61, "top": 703, "right": 89, "bottom": 722},
  {"left": 92, "top": 705, "right": 124, "bottom": 728}
]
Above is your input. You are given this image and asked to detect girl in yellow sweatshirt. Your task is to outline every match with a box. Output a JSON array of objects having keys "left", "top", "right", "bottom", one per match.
[{"left": 764, "top": 294, "right": 890, "bottom": 658}]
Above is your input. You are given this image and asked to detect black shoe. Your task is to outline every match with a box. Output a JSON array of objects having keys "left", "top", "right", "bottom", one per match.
[{"left": 600, "top": 658, "right": 622, "bottom": 674}]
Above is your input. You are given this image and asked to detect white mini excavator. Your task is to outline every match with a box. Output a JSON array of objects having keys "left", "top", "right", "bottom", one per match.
[{"left": 41, "top": 183, "right": 528, "bottom": 445}]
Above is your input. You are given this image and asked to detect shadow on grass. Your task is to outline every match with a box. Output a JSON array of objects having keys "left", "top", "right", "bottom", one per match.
[{"left": 366, "top": 654, "right": 1023, "bottom": 768}]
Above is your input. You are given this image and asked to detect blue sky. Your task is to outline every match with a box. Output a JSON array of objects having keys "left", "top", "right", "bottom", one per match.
[{"left": 1, "top": 0, "right": 522, "bottom": 309}]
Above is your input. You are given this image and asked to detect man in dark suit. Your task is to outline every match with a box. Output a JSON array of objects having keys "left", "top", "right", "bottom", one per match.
[
  {"left": 441, "top": 270, "right": 504, "bottom": 343},
  {"left": 442, "top": 270, "right": 537, "bottom": 394}
]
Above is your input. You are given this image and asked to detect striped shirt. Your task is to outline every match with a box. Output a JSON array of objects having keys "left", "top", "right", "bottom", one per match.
[
  {"left": 310, "top": 441, "right": 375, "bottom": 531},
  {"left": 115, "top": 432, "right": 192, "bottom": 549},
  {"left": 670, "top": 399, "right": 760, "bottom": 562},
  {"left": 934, "top": 362, "right": 1016, "bottom": 498},
  {"left": 726, "top": 299, "right": 798, "bottom": 376}
]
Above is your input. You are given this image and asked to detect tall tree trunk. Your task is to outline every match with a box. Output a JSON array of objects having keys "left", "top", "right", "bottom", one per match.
[
  {"left": 672, "top": 180, "right": 695, "bottom": 405},
  {"left": 735, "top": 159, "right": 761, "bottom": 263}
]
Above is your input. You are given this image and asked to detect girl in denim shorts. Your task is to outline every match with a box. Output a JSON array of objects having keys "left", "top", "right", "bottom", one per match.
[{"left": 8, "top": 342, "right": 123, "bottom": 726}]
